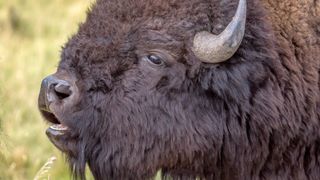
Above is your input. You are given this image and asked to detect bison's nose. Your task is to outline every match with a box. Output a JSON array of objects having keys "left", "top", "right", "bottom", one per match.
[{"left": 38, "top": 75, "right": 72, "bottom": 110}]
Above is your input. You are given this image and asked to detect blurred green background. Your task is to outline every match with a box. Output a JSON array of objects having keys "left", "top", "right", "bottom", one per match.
[{"left": 0, "top": 0, "right": 95, "bottom": 179}]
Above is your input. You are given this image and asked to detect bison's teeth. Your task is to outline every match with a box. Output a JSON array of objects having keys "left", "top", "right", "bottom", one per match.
[{"left": 49, "top": 124, "right": 68, "bottom": 131}]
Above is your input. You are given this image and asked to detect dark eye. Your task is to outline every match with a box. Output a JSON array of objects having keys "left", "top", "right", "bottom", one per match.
[{"left": 146, "top": 55, "right": 163, "bottom": 65}]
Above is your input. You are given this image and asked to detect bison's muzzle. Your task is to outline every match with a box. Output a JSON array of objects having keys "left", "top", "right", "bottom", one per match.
[{"left": 38, "top": 74, "right": 78, "bottom": 154}]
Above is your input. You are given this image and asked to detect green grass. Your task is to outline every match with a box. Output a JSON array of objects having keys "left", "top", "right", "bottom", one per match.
[{"left": 0, "top": 0, "right": 95, "bottom": 179}]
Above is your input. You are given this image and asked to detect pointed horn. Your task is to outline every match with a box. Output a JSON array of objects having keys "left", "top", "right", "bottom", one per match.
[{"left": 192, "top": 0, "right": 247, "bottom": 63}]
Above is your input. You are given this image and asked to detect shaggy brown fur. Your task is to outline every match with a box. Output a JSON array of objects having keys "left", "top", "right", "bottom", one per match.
[{"left": 39, "top": 0, "right": 320, "bottom": 179}]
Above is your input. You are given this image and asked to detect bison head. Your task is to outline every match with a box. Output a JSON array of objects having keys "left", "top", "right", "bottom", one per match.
[{"left": 38, "top": 0, "right": 278, "bottom": 179}]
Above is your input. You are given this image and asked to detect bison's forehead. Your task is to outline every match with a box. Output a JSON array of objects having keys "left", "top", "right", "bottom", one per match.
[
  {"left": 58, "top": 0, "right": 238, "bottom": 78},
  {"left": 59, "top": 1, "right": 204, "bottom": 68}
]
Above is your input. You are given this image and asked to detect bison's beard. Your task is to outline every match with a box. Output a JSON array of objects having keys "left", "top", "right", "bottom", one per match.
[
  {"left": 66, "top": 141, "right": 87, "bottom": 180},
  {"left": 63, "top": 124, "right": 97, "bottom": 180},
  {"left": 64, "top": 111, "right": 105, "bottom": 179},
  {"left": 47, "top": 128, "right": 88, "bottom": 179}
]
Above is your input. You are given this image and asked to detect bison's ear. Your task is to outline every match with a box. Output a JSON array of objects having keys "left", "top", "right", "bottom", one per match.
[{"left": 192, "top": 0, "right": 246, "bottom": 63}]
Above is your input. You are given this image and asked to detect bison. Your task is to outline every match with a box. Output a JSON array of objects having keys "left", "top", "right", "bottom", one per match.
[{"left": 38, "top": 0, "right": 320, "bottom": 179}]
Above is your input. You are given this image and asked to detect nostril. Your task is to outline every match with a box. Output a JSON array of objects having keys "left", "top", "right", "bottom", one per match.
[
  {"left": 54, "top": 81, "right": 72, "bottom": 100},
  {"left": 39, "top": 75, "right": 74, "bottom": 108}
]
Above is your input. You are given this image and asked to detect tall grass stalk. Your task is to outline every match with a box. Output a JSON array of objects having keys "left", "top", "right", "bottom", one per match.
[{"left": 33, "top": 156, "right": 57, "bottom": 180}]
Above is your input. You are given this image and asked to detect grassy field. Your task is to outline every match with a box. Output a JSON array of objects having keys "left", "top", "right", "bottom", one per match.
[{"left": 0, "top": 0, "right": 95, "bottom": 179}]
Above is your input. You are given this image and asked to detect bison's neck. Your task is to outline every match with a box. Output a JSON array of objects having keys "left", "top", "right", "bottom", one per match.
[{"left": 246, "top": 1, "right": 320, "bottom": 179}]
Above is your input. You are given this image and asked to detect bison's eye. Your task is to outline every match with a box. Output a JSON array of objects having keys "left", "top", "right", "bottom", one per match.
[{"left": 146, "top": 54, "right": 163, "bottom": 66}]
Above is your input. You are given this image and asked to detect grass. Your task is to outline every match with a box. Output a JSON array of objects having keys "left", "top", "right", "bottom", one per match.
[
  {"left": 0, "top": 0, "right": 95, "bottom": 179},
  {"left": 33, "top": 156, "right": 57, "bottom": 180}
]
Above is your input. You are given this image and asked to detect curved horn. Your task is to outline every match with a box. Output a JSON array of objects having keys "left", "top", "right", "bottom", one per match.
[{"left": 192, "top": 0, "right": 247, "bottom": 63}]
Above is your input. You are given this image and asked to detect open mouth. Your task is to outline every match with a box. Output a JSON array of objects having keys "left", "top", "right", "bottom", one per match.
[
  {"left": 40, "top": 109, "right": 69, "bottom": 136},
  {"left": 40, "top": 109, "right": 76, "bottom": 154}
]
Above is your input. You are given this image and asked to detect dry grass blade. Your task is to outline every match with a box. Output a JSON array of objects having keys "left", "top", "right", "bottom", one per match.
[{"left": 34, "top": 156, "right": 57, "bottom": 180}]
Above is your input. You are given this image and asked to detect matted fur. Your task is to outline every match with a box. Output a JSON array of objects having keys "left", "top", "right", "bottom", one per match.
[{"left": 43, "top": 0, "right": 320, "bottom": 179}]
